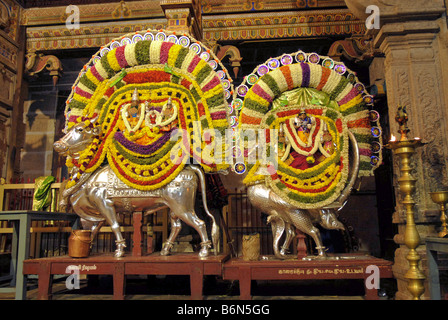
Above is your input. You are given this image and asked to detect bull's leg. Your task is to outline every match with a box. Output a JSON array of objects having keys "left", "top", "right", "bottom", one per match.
[
  {"left": 280, "top": 222, "right": 295, "bottom": 257},
  {"left": 289, "top": 210, "right": 327, "bottom": 260},
  {"left": 89, "top": 220, "right": 105, "bottom": 248},
  {"left": 267, "top": 214, "right": 286, "bottom": 259},
  {"left": 161, "top": 213, "right": 182, "bottom": 256},
  {"left": 177, "top": 211, "right": 211, "bottom": 258},
  {"left": 92, "top": 194, "right": 126, "bottom": 257}
]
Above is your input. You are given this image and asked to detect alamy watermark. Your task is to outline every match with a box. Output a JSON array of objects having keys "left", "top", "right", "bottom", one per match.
[
  {"left": 65, "top": 5, "right": 80, "bottom": 30},
  {"left": 365, "top": 264, "right": 380, "bottom": 290},
  {"left": 65, "top": 265, "right": 80, "bottom": 290},
  {"left": 365, "top": 5, "right": 380, "bottom": 30},
  {"left": 167, "top": 125, "right": 280, "bottom": 172}
]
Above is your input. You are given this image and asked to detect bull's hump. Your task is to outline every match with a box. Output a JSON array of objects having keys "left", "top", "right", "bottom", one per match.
[{"left": 174, "top": 170, "right": 196, "bottom": 181}]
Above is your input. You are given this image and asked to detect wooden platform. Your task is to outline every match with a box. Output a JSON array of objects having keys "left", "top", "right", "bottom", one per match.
[
  {"left": 23, "top": 253, "right": 230, "bottom": 300},
  {"left": 23, "top": 252, "right": 394, "bottom": 300},
  {"left": 222, "top": 254, "right": 394, "bottom": 300}
]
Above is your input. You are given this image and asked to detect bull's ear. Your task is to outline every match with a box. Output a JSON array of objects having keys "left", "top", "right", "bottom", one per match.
[{"left": 92, "top": 126, "right": 101, "bottom": 136}]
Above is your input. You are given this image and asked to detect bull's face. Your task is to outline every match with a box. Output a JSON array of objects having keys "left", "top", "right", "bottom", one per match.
[
  {"left": 54, "top": 120, "right": 101, "bottom": 159},
  {"left": 320, "top": 211, "right": 345, "bottom": 231}
]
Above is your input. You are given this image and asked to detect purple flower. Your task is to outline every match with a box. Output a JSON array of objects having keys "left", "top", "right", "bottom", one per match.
[
  {"left": 114, "top": 131, "right": 171, "bottom": 155},
  {"left": 301, "top": 62, "right": 310, "bottom": 88}
]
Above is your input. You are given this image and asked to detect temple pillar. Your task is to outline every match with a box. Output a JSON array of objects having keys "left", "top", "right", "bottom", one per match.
[
  {"left": 345, "top": 0, "right": 448, "bottom": 299},
  {"left": 0, "top": 108, "right": 9, "bottom": 178},
  {"left": 160, "top": 0, "right": 202, "bottom": 40}
]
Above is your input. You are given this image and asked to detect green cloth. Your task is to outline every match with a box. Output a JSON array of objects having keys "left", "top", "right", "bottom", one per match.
[
  {"left": 33, "top": 176, "right": 56, "bottom": 211},
  {"left": 271, "top": 87, "right": 337, "bottom": 111}
]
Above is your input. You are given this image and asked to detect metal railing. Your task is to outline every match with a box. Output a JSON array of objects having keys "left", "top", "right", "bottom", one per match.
[{"left": 0, "top": 179, "right": 168, "bottom": 257}]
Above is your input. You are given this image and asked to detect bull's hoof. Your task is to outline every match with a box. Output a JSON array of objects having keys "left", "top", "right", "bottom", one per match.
[
  {"left": 199, "top": 248, "right": 210, "bottom": 258},
  {"left": 273, "top": 250, "right": 288, "bottom": 260},
  {"left": 301, "top": 246, "right": 330, "bottom": 261},
  {"left": 114, "top": 241, "right": 126, "bottom": 258},
  {"left": 279, "top": 247, "right": 290, "bottom": 257},
  {"left": 199, "top": 241, "right": 211, "bottom": 258},
  {"left": 161, "top": 241, "right": 174, "bottom": 256},
  {"left": 160, "top": 248, "right": 170, "bottom": 256},
  {"left": 114, "top": 249, "right": 125, "bottom": 258},
  {"left": 302, "top": 255, "right": 327, "bottom": 261}
]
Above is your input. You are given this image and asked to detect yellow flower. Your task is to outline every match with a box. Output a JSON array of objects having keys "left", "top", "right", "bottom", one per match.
[
  {"left": 107, "top": 48, "right": 121, "bottom": 72},
  {"left": 167, "top": 44, "right": 183, "bottom": 67},
  {"left": 306, "top": 156, "right": 315, "bottom": 164}
]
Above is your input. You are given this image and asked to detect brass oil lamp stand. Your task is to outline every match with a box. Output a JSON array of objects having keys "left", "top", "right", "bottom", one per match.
[
  {"left": 429, "top": 191, "right": 448, "bottom": 238},
  {"left": 386, "top": 106, "right": 426, "bottom": 300}
]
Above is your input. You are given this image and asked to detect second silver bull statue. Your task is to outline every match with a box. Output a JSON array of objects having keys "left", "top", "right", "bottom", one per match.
[
  {"left": 54, "top": 117, "right": 219, "bottom": 258},
  {"left": 246, "top": 130, "right": 360, "bottom": 260}
]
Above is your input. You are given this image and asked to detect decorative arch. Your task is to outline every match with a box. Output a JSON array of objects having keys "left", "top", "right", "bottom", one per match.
[
  {"left": 64, "top": 30, "right": 234, "bottom": 191},
  {"left": 234, "top": 51, "right": 382, "bottom": 208}
]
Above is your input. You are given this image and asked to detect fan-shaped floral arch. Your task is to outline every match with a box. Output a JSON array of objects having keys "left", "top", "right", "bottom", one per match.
[
  {"left": 63, "top": 30, "right": 234, "bottom": 191},
  {"left": 233, "top": 51, "right": 382, "bottom": 208}
]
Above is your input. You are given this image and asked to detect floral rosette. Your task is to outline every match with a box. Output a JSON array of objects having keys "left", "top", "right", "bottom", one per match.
[
  {"left": 63, "top": 30, "right": 233, "bottom": 191},
  {"left": 234, "top": 51, "right": 382, "bottom": 209}
]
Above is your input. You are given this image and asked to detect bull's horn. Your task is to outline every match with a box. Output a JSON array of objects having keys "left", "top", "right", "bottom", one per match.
[{"left": 90, "top": 114, "right": 99, "bottom": 124}]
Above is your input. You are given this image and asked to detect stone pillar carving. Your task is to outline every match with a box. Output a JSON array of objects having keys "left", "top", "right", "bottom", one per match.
[{"left": 345, "top": 0, "right": 448, "bottom": 299}]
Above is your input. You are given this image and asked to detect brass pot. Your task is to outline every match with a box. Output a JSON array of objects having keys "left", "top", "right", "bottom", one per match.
[{"left": 68, "top": 230, "right": 92, "bottom": 258}]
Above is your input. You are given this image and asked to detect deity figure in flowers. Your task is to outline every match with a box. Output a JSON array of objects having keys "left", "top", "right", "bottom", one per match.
[
  {"left": 120, "top": 88, "right": 146, "bottom": 135},
  {"left": 294, "top": 109, "right": 315, "bottom": 143},
  {"left": 315, "top": 125, "right": 336, "bottom": 163},
  {"left": 285, "top": 119, "right": 335, "bottom": 170},
  {"left": 147, "top": 109, "right": 158, "bottom": 125},
  {"left": 128, "top": 89, "right": 141, "bottom": 120},
  {"left": 278, "top": 123, "right": 286, "bottom": 158},
  {"left": 160, "top": 97, "right": 178, "bottom": 132}
]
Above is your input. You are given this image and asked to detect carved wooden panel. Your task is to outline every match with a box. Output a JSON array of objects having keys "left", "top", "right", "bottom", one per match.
[{"left": 0, "top": 62, "right": 15, "bottom": 108}]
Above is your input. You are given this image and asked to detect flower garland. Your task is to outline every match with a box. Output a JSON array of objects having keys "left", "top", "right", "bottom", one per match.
[
  {"left": 236, "top": 52, "right": 381, "bottom": 176},
  {"left": 63, "top": 31, "right": 233, "bottom": 192},
  {"left": 241, "top": 105, "right": 349, "bottom": 208},
  {"left": 120, "top": 101, "right": 146, "bottom": 135},
  {"left": 235, "top": 52, "right": 377, "bottom": 209}
]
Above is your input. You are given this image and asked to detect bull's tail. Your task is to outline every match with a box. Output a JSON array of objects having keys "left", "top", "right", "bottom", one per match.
[{"left": 189, "top": 165, "right": 220, "bottom": 255}]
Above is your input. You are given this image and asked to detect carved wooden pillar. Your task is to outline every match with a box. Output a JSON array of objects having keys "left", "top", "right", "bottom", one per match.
[
  {"left": 0, "top": 111, "right": 8, "bottom": 177},
  {"left": 160, "top": 0, "right": 202, "bottom": 40},
  {"left": 345, "top": 0, "right": 447, "bottom": 299},
  {"left": 216, "top": 45, "right": 243, "bottom": 78},
  {"left": 25, "top": 49, "right": 62, "bottom": 86}
]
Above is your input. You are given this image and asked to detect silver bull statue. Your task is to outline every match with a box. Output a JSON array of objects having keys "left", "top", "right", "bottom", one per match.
[
  {"left": 54, "top": 119, "right": 219, "bottom": 258},
  {"left": 238, "top": 130, "right": 360, "bottom": 260}
]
